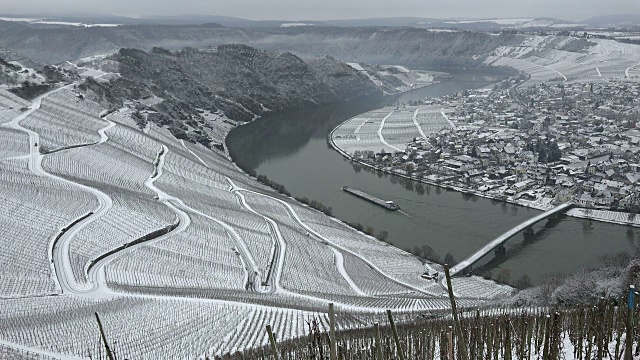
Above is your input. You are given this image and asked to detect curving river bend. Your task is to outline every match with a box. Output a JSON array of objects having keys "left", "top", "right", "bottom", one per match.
[{"left": 227, "top": 70, "right": 640, "bottom": 285}]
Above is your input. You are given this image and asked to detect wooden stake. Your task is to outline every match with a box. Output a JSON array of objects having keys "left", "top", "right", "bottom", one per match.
[
  {"left": 626, "top": 285, "right": 635, "bottom": 360},
  {"left": 387, "top": 310, "right": 406, "bottom": 360},
  {"left": 374, "top": 322, "right": 383, "bottom": 360},
  {"left": 447, "top": 327, "right": 453, "bottom": 360},
  {"left": 542, "top": 315, "right": 550, "bottom": 360},
  {"left": 94, "top": 312, "right": 115, "bottom": 360},
  {"left": 266, "top": 325, "right": 279, "bottom": 360},
  {"left": 444, "top": 263, "right": 469, "bottom": 359},
  {"left": 329, "top": 303, "right": 337, "bottom": 360}
]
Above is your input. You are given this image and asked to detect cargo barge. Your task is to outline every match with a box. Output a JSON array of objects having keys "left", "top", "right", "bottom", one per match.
[{"left": 342, "top": 186, "right": 400, "bottom": 210}]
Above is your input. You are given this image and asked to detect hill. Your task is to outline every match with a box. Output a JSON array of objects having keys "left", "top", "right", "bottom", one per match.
[
  {"left": 0, "top": 20, "right": 523, "bottom": 67},
  {"left": 78, "top": 45, "right": 382, "bottom": 144},
  {"left": 0, "top": 70, "right": 510, "bottom": 357}
]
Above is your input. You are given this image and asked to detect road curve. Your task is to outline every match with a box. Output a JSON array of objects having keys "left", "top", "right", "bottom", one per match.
[
  {"left": 149, "top": 146, "right": 264, "bottom": 292},
  {"left": 1, "top": 86, "right": 115, "bottom": 294},
  {"left": 377, "top": 110, "right": 403, "bottom": 152},
  {"left": 228, "top": 178, "right": 284, "bottom": 293},
  {"left": 85, "top": 147, "right": 191, "bottom": 296},
  {"left": 229, "top": 184, "right": 440, "bottom": 297}
]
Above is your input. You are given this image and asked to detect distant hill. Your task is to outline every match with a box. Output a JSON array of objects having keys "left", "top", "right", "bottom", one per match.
[
  {"left": 138, "top": 15, "right": 291, "bottom": 28},
  {"left": 583, "top": 14, "right": 640, "bottom": 28},
  {"left": 0, "top": 13, "right": 586, "bottom": 30},
  {"left": 81, "top": 45, "right": 382, "bottom": 142},
  {"left": 0, "top": 21, "right": 523, "bottom": 68}
]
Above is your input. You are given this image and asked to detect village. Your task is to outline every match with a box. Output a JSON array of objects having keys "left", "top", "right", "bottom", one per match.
[{"left": 349, "top": 79, "right": 640, "bottom": 215}]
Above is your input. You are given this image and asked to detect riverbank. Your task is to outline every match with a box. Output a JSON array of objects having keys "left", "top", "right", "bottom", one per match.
[
  {"left": 328, "top": 113, "right": 640, "bottom": 229},
  {"left": 224, "top": 69, "right": 639, "bottom": 286},
  {"left": 223, "top": 128, "right": 448, "bottom": 279}
]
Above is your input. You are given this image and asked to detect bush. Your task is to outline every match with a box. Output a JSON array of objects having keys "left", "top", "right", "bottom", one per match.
[
  {"left": 444, "top": 253, "right": 456, "bottom": 266},
  {"left": 376, "top": 230, "right": 389, "bottom": 242},
  {"left": 515, "top": 275, "right": 532, "bottom": 290},
  {"left": 495, "top": 269, "right": 511, "bottom": 284},
  {"left": 364, "top": 226, "right": 375, "bottom": 236},
  {"left": 294, "top": 197, "right": 332, "bottom": 216},
  {"left": 256, "top": 174, "right": 290, "bottom": 197},
  {"left": 10, "top": 81, "right": 52, "bottom": 100}
]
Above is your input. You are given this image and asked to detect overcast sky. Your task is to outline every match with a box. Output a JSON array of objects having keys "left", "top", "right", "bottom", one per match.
[{"left": 2, "top": 0, "right": 639, "bottom": 21}]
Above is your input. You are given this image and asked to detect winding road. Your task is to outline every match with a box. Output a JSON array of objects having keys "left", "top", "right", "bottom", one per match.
[
  {"left": 151, "top": 146, "right": 264, "bottom": 293},
  {"left": 0, "top": 76, "right": 469, "bottom": 360},
  {"left": 227, "top": 180, "right": 440, "bottom": 298},
  {"left": 1, "top": 87, "right": 190, "bottom": 298},
  {"left": 84, "top": 146, "right": 191, "bottom": 296},
  {"left": 228, "top": 182, "right": 283, "bottom": 293},
  {"left": 2, "top": 86, "right": 115, "bottom": 294},
  {"left": 377, "top": 110, "right": 403, "bottom": 152},
  {"left": 179, "top": 139, "right": 439, "bottom": 298}
]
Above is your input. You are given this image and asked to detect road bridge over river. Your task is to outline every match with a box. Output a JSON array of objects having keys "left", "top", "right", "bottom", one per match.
[{"left": 449, "top": 202, "right": 575, "bottom": 276}]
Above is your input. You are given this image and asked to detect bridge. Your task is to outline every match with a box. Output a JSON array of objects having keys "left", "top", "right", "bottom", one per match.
[{"left": 449, "top": 202, "right": 574, "bottom": 276}]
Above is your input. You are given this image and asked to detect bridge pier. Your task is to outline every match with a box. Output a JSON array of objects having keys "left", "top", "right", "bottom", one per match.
[
  {"left": 524, "top": 226, "right": 534, "bottom": 235},
  {"left": 448, "top": 202, "right": 573, "bottom": 277}
]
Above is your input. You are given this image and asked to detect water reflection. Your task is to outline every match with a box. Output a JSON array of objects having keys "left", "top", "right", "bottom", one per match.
[
  {"left": 473, "top": 216, "right": 570, "bottom": 275},
  {"left": 227, "top": 94, "right": 382, "bottom": 171},
  {"left": 226, "top": 70, "right": 638, "bottom": 285}
]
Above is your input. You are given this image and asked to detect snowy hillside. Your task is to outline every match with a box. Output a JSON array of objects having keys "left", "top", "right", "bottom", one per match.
[
  {"left": 485, "top": 35, "right": 640, "bottom": 86},
  {"left": 0, "top": 77, "right": 511, "bottom": 358}
]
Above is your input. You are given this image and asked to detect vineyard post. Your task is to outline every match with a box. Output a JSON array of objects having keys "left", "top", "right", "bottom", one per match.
[
  {"left": 486, "top": 323, "right": 493, "bottom": 360},
  {"left": 577, "top": 308, "right": 584, "bottom": 359},
  {"left": 504, "top": 319, "right": 512, "bottom": 360},
  {"left": 626, "top": 285, "right": 635, "bottom": 360},
  {"left": 329, "top": 303, "right": 337, "bottom": 360},
  {"left": 519, "top": 318, "right": 527, "bottom": 360},
  {"left": 374, "top": 322, "right": 383, "bottom": 360},
  {"left": 444, "top": 263, "right": 469, "bottom": 359},
  {"left": 447, "top": 327, "right": 453, "bottom": 360},
  {"left": 387, "top": 310, "right": 406, "bottom": 360},
  {"left": 596, "top": 300, "right": 604, "bottom": 359},
  {"left": 542, "top": 314, "right": 550, "bottom": 360},
  {"left": 266, "top": 325, "right": 279, "bottom": 360},
  {"left": 474, "top": 309, "right": 481, "bottom": 360},
  {"left": 526, "top": 318, "right": 533, "bottom": 360},
  {"left": 94, "top": 312, "right": 115, "bottom": 360}
]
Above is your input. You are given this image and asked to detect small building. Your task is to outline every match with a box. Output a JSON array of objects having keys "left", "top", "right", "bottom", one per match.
[{"left": 511, "top": 179, "right": 535, "bottom": 193}]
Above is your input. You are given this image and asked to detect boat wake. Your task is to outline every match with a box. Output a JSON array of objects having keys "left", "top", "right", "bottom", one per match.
[{"left": 398, "top": 210, "right": 417, "bottom": 220}]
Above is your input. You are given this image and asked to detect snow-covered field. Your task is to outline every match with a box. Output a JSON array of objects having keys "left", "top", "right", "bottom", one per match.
[
  {"left": 332, "top": 105, "right": 452, "bottom": 155},
  {"left": 0, "top": 86, "right": 508, "bottom": 358},
  {"left": 486, "top": 36, "right": 640, "bottom": 86},
  {"left": 0, "top": 16, "right": 121, "bottom": 28}
]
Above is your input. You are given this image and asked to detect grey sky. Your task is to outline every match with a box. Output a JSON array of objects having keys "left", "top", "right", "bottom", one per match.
[{"left": 2, "top": 0, "right": 639, "bottom": 21}]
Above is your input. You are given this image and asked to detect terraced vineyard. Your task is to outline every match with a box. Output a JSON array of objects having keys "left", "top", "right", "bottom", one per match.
[
  {"left": 0, "top": 86, "right": 510, "bottom": 359},
  {"left": 332, "top": 105, "right": 453, "bottom": 156},
  {"left": 486, "top": 36, "right": 640, "bottom": 86}
]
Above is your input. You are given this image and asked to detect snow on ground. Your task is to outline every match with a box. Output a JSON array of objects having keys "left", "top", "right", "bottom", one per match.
[
  {"left": 567, "top": 208, "right": 640, "bottom": 227},
  {"left": 0, "top": 90, "right": 29, "bottom": 125},
  {"left": 280, "top": 23, "right": 311, "bottom": 27},
  {"left": 0, "top": 84, "right": 508, "bottom": 357},
  {"left": 0, "top": 158, "right": 97, "bottom": 297},
  {"left": 0, "top": 17, "right": 120, "bottom": 27},
  {"left": 486, "top": 35, "right": 640, "bottom": 86},
  {"left": 332, "top": 105, "right": 451, "bottom": 156}
]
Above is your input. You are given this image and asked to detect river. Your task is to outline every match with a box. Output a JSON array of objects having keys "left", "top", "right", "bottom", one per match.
[{"left": 226, "top": 71, "right": 640, "bottom": 285}]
